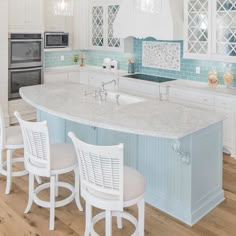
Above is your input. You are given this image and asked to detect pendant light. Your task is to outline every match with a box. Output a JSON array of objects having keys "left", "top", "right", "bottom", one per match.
[
  {"left": 53, "top": 0, "right": 74, "bottom": 16},
  {"left": 133, "top": 0, "right": 162, "bottom": 14}
]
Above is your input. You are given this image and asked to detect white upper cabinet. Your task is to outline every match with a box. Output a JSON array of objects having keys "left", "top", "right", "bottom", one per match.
[
  {"left": 8, "top": 0, "right": 44, "bottom": 33},
  {"left": 89, "top": 0, "right": 133, "bottom": 52},
  {"left": 184, "top": 0, "right": 210, "bottom": 58},
  {"left": 73, "top": 0, "right": 89, "bottom": 49},
  {"left": 212, "top": 0, "right": 236, "bottom": 59},
  {"left": 184, "top": 0, "right": 236, "bottom": 62},
  {"left": 44, "top": 0, "right": 66, "bottom": 32}
]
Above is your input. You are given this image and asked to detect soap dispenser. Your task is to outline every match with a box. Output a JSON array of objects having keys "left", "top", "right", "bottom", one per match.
[{"left": 111, "top": 60, "right": 118, "bottom": 71}]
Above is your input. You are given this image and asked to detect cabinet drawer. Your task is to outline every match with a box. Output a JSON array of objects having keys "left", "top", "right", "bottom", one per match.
[
  {"left": 215, "top": 96, "right": 233, "bottom": 109},
  {"left": 170, "top": 88, "right": 214, "bottom": 106}
]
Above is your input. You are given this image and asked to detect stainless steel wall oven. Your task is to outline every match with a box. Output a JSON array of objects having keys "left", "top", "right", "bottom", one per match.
[{"left": 8, "top": 33, "right": 43, "bottom": 100}]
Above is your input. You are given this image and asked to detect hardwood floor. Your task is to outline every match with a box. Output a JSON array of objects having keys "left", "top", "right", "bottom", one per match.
[{"left": 0, "top": 151, "right": 236, "bottom": 236}]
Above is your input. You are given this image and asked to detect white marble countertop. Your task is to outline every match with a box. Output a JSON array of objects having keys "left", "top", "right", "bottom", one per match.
[{"left": 20, "top": 82, "right": 225, "bottom": 139}]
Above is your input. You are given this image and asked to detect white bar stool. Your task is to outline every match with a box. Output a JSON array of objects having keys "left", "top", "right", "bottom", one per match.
[
  {"left": 69, "top": 132, "right": 146, "bottom": 236},
  {"left": 15, "top": 112, "right": 83, "bottom": 230},
  {"left": 0, "top": 107, "right": 28, "bottom": 194}
]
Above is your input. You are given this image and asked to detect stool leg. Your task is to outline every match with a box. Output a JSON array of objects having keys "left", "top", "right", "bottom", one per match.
[
  {"left": 105, "top": 210, "right": 112, "bottom": 236},
  {"left": 117, "top": 215, "right": 123, "bottom": 229},
  {"left": 49, "top": 175, "right": 56, "bottom": 230},
  {"left": 0, "top": 149, "right": 3, "bottom": 172},
  {"left": 55, "top": 174, "right": 59, "bottom": 197},
  {"left": 138, "top": 198, "right": 145, "bottom": 236},
  {"left": 84, "top": 202, "right": 92, "bottom": 236},
  {"left": 35, "top": 175, "right": 42, "bottom": 184},
  {"left": 25, "top": 173, "right": 34, "bottom": 213},
  {"left": 74, "top": 169, "right": 83, "bottom": 211},
  {"left": 5, "top": 149, "right": 13, "bottom": 194}
]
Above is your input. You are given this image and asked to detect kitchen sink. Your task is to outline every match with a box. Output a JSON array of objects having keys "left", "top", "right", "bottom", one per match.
[{"left": 104, "top": 91, "right": 146, "bottom": 105}]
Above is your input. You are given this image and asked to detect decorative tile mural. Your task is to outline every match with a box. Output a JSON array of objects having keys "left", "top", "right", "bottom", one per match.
[{"left": 142, "top": 41, "right": 181, "bottom": 71}]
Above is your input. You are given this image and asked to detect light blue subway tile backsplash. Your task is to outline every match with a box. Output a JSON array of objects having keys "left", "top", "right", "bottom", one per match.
[{"left": 45, "top": 38, "right": 236, "bottom": 86}]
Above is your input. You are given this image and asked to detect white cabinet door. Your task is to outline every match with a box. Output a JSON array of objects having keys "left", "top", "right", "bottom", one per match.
[
  {"left": 73, "top": 0, "right": 89, "bottom": 49},
  {"left": 9, "top": 0, "right": 44, "bottom": 32},
  {"left": 184, "top": 0, "right": 211, "bottom": 59},
  {"left": 215, "top": 107, "right": 234, "bottom": 154},
  {"left": 184, "top": 0, "right": 236, "bottom": 62},
  {"left": 89, "top": 0, "right": 132, "bottom": 52},
  {"left": 169, "top": 87, "right": 214, "bottom": 110},
  {"left": 44, "top": 0, "right": 66, "bottom": 32},
  {"left": 212, "top": 0, "right": 236, "bottom": 62}
]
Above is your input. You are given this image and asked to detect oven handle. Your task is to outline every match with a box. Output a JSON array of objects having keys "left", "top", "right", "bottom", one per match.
[
  {"left": 9, "top": 67, "right": 43, "bottom": 72},
  {"left": 9, "top": 39, "right": 43, "bottom": 42}
]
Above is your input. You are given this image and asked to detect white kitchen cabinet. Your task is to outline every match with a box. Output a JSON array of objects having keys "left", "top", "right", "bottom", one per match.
[
  {"left": 44, "top": 0, "right": 66, "bottom": 32},
  {"left": 214, "top": 96, "right": 235, "bottom": 155},
  {"left": 89, "top": 0, "right": 133, "bottom": 52},
  {"left": 73, "top": 0, "right": 89, "bottom": 49},
  {"left": 184, "top": 0, "right": 211, "bottom": 59},
  {"left": 8, "top": 0, "right": 44, "bottom": 32},
  {"left": 184, "top": 0, "right": 236, "bottom": 62},
  {"left": 169, "top": 87, "right": 214, "bottom": 110},
  {"left": 212, "top": 0, "right": 236, "bottom": 60},
  {"left": 215, "top": 107, "right": 234, "bottom": 154}
]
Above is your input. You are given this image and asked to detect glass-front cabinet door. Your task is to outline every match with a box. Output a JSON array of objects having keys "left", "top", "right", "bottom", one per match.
[
  {"left": 184, "top": 0, "right": 211, "bottom": 58},
  {"left": 185, "top": 0, "right": 236, "bottom": 62},
  {"left": 212, "top": 0, "right": 236, "bottom": 60},
  {"left": 91, "top": 3, "right": 105, "bottom": 48},
  {"left": 89, "top": 0, "right": 124, "bottom": 51}
]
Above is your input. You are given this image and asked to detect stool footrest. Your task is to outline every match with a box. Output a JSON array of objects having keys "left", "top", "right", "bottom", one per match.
[
  {"left": 0, "top": 157, "right": 28, "bottom": 177},
  {"left": 91, "top": 211, "right": 138, "bottom": 236},
  {"left": 33, "top": 181, "right": 75, "bottom": 208}
]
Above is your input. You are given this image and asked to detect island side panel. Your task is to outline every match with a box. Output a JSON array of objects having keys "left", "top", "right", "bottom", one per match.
[
  {"left": 191, "top": 122, "right": 224, "bottom": 225},
  {"left": 96, "top": 127, "right": 138, "bottom": 168},
  {"left": 137, "top": 135, "right": 193, "bottom": 224},
  {"left": 37, "top": 110, "right": 66, "bottom": 143},
  {"left": 65, "top": 120, "right": 97, "bottom": 145}
]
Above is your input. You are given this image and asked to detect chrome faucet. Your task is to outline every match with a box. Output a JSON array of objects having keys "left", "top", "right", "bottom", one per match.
[
  {"left": 98, "top": 79, "right": 117, "bottom": 102},
  {"left": 101, "top": 79, "right": 117, "bottom": 92}
]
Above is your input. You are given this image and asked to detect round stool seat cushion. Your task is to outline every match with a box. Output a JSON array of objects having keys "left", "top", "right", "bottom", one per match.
[
  {"left": 6, "top": 126, "right": 23, "bottom": 146},
  {"left": 88, "top": 166, "right": 146, "bottom": 202},
  {"left": 50, "top": 144, "right": 77, "bottom": 170},
  {"left": 124, "top": 166, "right": 146, "bottom": 201}
]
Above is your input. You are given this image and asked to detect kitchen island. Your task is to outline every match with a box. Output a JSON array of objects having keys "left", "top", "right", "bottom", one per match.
[{"left": 20, "top": 81, "right": 225, "bottom": 226}]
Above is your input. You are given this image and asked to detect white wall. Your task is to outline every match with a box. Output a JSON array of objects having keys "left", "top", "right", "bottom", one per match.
[{"left": 0, "top": 0, "right": 9, "bottom": 125}]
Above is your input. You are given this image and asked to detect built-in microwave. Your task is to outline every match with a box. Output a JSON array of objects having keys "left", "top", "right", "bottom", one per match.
[{"left": 44, "top": 32, "right": 69, "bottom": 48}]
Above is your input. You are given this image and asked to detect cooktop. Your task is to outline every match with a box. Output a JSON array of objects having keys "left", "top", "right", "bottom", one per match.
[{"left": 123, "top": 74, "right": 176, "bottom": 83}]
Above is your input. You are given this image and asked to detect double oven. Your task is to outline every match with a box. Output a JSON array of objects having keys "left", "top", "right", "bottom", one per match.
[{"left": 8, "top": 33, "right": 44, "bottom": 100}]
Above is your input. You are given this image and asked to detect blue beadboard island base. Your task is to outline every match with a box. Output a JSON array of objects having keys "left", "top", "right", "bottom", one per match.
[{"left": 38, "top": 110, "right": 224, "bottom": 226}]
